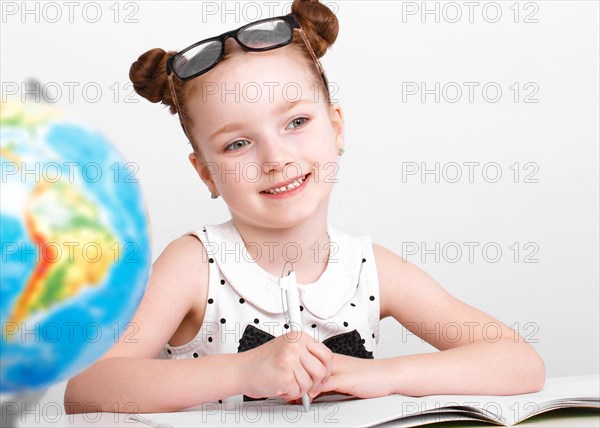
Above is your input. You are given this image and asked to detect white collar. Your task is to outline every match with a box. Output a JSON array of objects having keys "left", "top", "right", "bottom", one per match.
[{"left": 204, "top": 219, "right": 363, "bottom": 319}]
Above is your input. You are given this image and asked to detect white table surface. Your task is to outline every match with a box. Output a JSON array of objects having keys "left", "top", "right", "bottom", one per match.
[
  {"left": 5, "top": 376, "right": 599, "bottom": 428},
  {"left": 9, "top": 408, "right": 600, "bottom": 428}
]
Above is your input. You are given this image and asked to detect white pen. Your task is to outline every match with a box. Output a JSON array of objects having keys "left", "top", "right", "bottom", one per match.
[{"left": 280, "top": 269, "right": 311, "bottom": 412}]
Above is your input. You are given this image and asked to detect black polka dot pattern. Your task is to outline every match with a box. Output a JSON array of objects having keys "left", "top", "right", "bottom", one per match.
[
  {"left": 322, "top": 330, "right": 373, "bottom": 359},
  {"left": 172, "top": 241, "right": 378, "bottom": 366},
  {"left": 238, "top": 325, "right": 274, "bottom": 353}
]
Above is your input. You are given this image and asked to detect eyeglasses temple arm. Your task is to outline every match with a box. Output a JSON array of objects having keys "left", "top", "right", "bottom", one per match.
[
  {"left": 296, "top": 27, "right": 330, "bottom": 93},
  {"left": 167, "top": 72, "right": 191, "bottom": 139}
]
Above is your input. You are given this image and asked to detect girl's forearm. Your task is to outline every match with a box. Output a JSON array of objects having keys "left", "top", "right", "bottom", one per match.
[
  {"left": 64, "top": 354, "right": 244, "bottom": 414},
  {"left": 383, "top": 339, "right": 546, "bottom": 397}
]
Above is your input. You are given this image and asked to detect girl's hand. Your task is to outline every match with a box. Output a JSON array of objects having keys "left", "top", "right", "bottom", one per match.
[
  {"left": 307, "top": 353, "right": 393, "bottom": 400},
  {"left": 236, "top": 331, "right": 334, "bottom": 401}
]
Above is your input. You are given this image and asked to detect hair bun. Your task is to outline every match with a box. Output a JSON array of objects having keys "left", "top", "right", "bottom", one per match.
[
  {"left": 129, "top": 48, "right": 177, "bottom": 114},
  {"left": 292, "top": 0, "right": 339, "bottom": 58}
]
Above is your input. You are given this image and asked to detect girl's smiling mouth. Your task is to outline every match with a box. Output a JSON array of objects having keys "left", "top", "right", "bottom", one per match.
[{"left": 260, "top": 173, "right": 311, "bottom": 197}]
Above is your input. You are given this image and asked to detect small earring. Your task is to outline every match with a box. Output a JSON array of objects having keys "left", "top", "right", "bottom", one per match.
[
  {"left": 338, "top": 147, "right": 345, "bottom": 156},
  {"left": 210, "top": 192, "right": 219, "bottom": 199}
]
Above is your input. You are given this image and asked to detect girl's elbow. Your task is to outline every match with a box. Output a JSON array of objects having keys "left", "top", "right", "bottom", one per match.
[
  {"left": 64, "top": 379, "right": 80, "bottom": 414},
  {"left": 64, "top": 375, "right": 92, "bottom": 414},
  {"left": 532, "top": 355, "right": 546, "bottom": 392},
  {"left": 523, "top": 346, "right": 546, "bottom": 393},
  {"left": 505, "top": 340, "right": 546, "bottom": 394}
]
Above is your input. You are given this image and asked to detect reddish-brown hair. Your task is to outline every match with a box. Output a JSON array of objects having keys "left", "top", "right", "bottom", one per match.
[{"left": 128, "top": 0, "right": 339, "bottom": 150}]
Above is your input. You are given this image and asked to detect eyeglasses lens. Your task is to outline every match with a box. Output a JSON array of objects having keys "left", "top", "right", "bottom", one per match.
[
  {"left": 238, "top": 19, "right": 292, "bottom": 49},
  {"left": 175, "top": 40, "right": 222, "bottom": 79}
]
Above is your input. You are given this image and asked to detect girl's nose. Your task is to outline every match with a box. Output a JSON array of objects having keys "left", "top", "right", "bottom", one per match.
[{"left": 260, "top": 135, "right": 295, "bottom": 174}]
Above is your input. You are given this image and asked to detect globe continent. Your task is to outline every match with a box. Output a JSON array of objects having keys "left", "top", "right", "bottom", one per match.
[{"left": 0, "top": 100, "right": 151, "bottom": 393}]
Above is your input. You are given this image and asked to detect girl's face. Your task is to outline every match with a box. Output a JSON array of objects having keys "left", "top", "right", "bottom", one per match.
[{"left": 187, "top": 44, "right": 344, "bottom": 230}]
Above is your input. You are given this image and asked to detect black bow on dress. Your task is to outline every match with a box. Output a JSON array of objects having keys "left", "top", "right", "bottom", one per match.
[{"left": 237, "top": 324, "right": 373, "bottom": 401}]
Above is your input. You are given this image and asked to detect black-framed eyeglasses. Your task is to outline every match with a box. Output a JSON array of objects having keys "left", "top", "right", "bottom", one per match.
[{"left": 166, "top": 14, "right": 330, "bottom": 138}]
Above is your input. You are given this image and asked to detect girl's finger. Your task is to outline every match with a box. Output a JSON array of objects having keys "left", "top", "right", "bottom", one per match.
[
  {"left": 291, "top": 360, "right": 313, "bottom": 399},
  {"left": 299, "top": 347, "right": 329, "bottom": 386},
  {"left": 305, "top": 340, "right": 334, "bottom": 380},
  {"left": 310, "top": 373, "right": 337, "bottom": 398}
]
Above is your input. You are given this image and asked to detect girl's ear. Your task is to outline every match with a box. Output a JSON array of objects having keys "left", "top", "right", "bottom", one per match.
[
  {"left": 189, "top": 152, "right": 219, "bottom": 196},
  {"left": 328, "top": 103, "right": 345, "bottom": 153}
]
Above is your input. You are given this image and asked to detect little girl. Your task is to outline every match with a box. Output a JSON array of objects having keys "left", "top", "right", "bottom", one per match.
[{"left": 65, "top": 0, "right": 545, "bottom": 413}]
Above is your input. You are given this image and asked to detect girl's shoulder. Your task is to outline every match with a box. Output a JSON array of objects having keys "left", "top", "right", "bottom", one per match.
[
  {"left": 163, "top": 231, "right": 210, "bottom": 265},
  {"left": 99, "top": 231, "right": 211, "bottom": 360},
  {"left": 156, "top": 231, "right": 211, "bottom": 301}
]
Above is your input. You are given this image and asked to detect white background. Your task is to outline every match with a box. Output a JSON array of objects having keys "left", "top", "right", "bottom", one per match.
[{"left": 1, "top": 0, "right": 598, "bottom": 405}]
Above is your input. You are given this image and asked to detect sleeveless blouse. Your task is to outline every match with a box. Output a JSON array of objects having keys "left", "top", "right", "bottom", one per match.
[{"left": 157, "top": 219, "right": 380, "bottom": 403}]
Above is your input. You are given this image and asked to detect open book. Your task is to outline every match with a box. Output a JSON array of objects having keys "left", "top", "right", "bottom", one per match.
[{"left": 130, "top": 375, "right": 599, "bottom": 427}]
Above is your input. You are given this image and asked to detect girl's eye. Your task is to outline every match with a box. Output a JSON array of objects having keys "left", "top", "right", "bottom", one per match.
[
  {"left": 224, "top": 139, "right": 249, "bottom": 152},
  {"left": 286, "top": 117, "right": 308, "bottom": 129},
  {"left": 223, "top": 118, "right": 307, "bottom": 152}
]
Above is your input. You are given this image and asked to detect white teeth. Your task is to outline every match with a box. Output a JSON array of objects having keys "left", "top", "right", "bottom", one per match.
[{"left": 264, "top": 175, "right": 306, "bottom": 194}]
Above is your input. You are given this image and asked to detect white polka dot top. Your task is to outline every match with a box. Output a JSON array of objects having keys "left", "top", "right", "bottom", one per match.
[{"left": 157, "top": 219, "right": 380, "bottom": 403}]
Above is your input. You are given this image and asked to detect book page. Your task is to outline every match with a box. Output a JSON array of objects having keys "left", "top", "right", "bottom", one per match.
[
  {"left": 129, "top": 375, "right": 599, "bottom": 427},
  {"left": 129, "top": 395, "right": 501, "bottom": 428},
  {"left": 387, "top": 375, "right": 600, "bottom": 426}
]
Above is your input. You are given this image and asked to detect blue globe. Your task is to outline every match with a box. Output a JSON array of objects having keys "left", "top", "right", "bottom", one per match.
[{"left": 0, "top": 100, "right": 151, "bottom": 393}]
